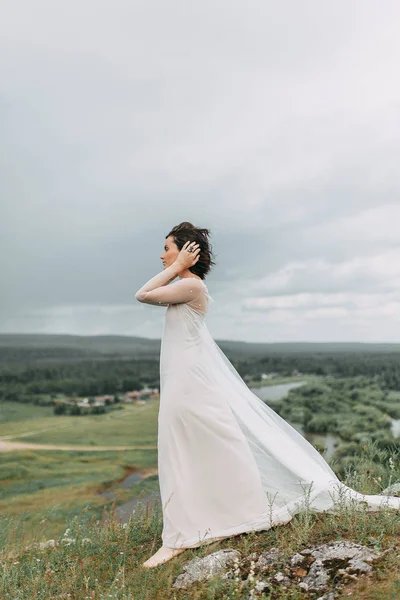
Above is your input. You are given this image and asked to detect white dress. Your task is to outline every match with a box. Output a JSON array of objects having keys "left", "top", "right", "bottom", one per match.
[{"left": 136, "top": 266, "right": 400, "bottom": 549}]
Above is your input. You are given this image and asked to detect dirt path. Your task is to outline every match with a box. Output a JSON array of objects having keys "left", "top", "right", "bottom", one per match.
[{"left": 0, "top": 440, "right": 157, "bottom": 452}]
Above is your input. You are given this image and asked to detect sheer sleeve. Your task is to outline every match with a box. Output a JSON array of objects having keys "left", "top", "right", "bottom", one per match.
[{"left": 135, "top": 265, "right": 203, "bottom": 307}]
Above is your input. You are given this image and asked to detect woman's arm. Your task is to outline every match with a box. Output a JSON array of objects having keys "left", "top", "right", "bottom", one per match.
[{"left": 135, "top": 263, "right": 203, "bottom": 306}]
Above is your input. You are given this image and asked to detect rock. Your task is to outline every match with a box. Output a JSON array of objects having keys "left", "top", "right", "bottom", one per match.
[
  {"left": 172, "top": 539, "right": 382, "bottom": 593},
  {"left": 243, "top": 580, "right": 270, "bottom": 599},
  {"left": 172, "top": 548, "right": 241, "bottom": 589},
  {"left": 220, "top": 570, "right": 234, "bottom": 581},
  {"left": 254, "top": 580, "right": 269, "bottom": 592},
  {"left": 298, "top": 562, "right": 330, "bottom": 591},
  {"left": 290, "top": 552, "right": 305, "bottom": 566},
  {"left": 243, "top": 579, "right": 271, "bottom": 600},
  {"left": 381, "top": 482, "right": 400, "bottom": 495},
  {"left": 273, "top": 571, "right": 291, "bottom": 586},
  {"left": 316, "top": 592, "right": 337, "bottom": 600},
  {"left": 295, "top": 540, "right": 381, "bottom": 592},
  {"left": 254, "top": 547, "right": 284, "bottom": 572}
]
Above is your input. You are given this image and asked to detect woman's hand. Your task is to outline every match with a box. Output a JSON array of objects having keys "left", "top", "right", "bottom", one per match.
[{"left": 174, "top": 241, "right": 201, "bottom": 270}]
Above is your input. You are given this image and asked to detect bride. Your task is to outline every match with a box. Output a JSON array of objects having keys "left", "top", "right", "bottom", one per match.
[{"left": 135, "top": 221, "right": 400, "bottom": 568}]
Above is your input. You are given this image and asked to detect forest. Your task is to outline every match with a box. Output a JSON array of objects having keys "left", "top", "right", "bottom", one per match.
[{"left": 1, "top": 341, "right": 400, "bottom": 406}]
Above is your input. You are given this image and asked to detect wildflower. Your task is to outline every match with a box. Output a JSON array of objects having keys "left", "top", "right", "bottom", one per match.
[
  {"left": 61, "top": 537, "right": 76, "bottom": 546},
  {"left": 233, "top": 555, "right": 241, "bottom": 582},
  {"left": 389, "top": 457, "right": 395, "bottom": 471},
  {"left": 248, "top": 559, "right": 255, "bottom": 583}
]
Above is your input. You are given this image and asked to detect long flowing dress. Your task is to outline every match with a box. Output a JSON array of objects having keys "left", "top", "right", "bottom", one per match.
[{"left": 135, "top": 266, "right": 400, "bottom": 549}]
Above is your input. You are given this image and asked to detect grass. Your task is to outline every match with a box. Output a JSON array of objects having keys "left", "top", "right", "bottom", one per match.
[
  {"left": 1, "top": 400, "right": 159, "bottom": 445},
  {"left": 0, "top": 398, "right": 160, "bottom": 539},
  {"left": 0, "top": 402, "right": 55, "bottom": 437},
  {"left": 2, "top": 448, "right": 400, "bottom": 599},
  {"left": 3, "top": 378, "right": 400, "bottom": 597},
  {"left": 0, "top": 449, "right": 158, "bottom": 539}
]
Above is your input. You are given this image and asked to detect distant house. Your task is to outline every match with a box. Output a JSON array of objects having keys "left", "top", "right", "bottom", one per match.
[
  {"left": 123, "top": 388, "right": 159, "bottom": 402},
  {"left": 54, "top": 397, "right": 71, "bottom": 405},
  {"left": 75, "top": 397, "right": 107, "bottom": 408},
  {"left": 77, "top": 398, "right": 90, "bottom": 407},
  {"left": 123, "top": 391, "right": 141, "bottom": 402},
  {"left": 58, "top": 396, "right": 81, "bottom": 405},
  {"left": 261, "top": 373, "right": 278, "bottom": 380}
]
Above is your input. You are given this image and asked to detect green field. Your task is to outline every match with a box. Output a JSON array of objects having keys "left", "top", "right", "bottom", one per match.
[
  {"left": 0, "top": 399, "right": 160, "bottom": 540},
  {"left": 2, "top": 401, "right": 159, "bottom": 446},
  {"left": 0, "top": 400, "right": 55, "bottom": 433}
]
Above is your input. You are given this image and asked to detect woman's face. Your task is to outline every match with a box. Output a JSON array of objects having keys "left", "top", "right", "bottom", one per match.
[{"left": 160, "top": 236, "right": 180, "bottom": 268}]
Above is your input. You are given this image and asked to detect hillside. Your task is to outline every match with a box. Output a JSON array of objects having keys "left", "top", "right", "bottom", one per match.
[
  {"left": 2, "top": 443, "right": 400, "bottom": 599},
  {"left": 1, "top": 333, "right": 400, "bottom": 362}
]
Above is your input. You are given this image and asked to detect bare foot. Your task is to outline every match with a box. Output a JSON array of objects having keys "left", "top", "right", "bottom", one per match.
[
  {"left": 142, "top": 536, "right": 228, "bottom": 567},
  {"left": 142, "top": 545, "right": 186, "bottom": 568}
]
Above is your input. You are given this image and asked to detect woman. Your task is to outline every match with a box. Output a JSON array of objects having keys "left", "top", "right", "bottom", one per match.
[{"left": 136, "top": 221, "right": 400, "bottom": 568}]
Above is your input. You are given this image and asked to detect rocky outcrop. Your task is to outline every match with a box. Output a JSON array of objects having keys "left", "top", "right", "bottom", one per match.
[
  {"left": 173, "top": 548, "right": 241, "bottom": 588},
  {"left": 173, "top": 540, "right": 386, "bottom": 598}
]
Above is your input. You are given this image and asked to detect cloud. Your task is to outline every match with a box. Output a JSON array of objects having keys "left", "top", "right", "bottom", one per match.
[{"left": 1, "top": 1, "right": 400, "bottom": 341}]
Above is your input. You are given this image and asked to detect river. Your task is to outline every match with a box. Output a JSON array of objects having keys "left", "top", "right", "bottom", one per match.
[
  {"left": 249, "top": 380, "right": 306, "bottom": 403},
  {"left": 249, "top": 380, "right": 340, "bottom": 459}
]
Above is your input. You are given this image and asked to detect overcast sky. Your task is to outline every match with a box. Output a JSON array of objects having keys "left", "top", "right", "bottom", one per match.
[{"left": 1, "top": 1, "right": 400, "bottom": 343}]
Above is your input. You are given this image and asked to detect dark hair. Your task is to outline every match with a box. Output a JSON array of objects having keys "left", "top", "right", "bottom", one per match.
[{"left": 166, "top": 221, "right": 216, "bottom": 280}]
